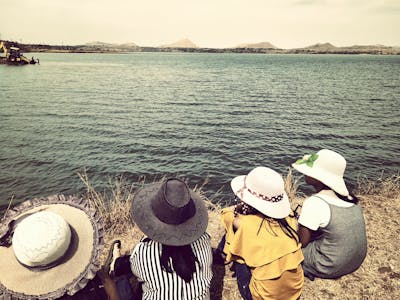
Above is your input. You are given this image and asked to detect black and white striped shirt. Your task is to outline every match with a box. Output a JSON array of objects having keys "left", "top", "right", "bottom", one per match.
[{"left": 130, "top": 233, "right": 212, "bottom": 300}]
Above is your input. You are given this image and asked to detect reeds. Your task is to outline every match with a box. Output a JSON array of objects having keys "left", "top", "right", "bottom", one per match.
[
  {"left": 356, "top": 174, "right": 400, "bottom": 199},
  {"left": 81, "top": 171, "right": 137, "bottom": 235}
]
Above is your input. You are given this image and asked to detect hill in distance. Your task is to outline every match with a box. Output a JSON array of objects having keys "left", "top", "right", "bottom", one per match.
[
  {"left": 296, "top": 42, "right": 398, "bottom": 54},
  {"left": 82, "top": 41, "right": 139, "bottom": 49},
  {"left": 235, "top": 41, "right": 277, "bottom": 49},
  {"left": 84, "top": 41, "right": 114, "bottom": 47},
  {"left": 302, "top": 42, "right": 337, "bottom": 50},
  {"left": 160, "top": 38, "right": 199, "bottom": 48},
  {"left": 344, "top": 44, "right": 396, "bottom": 51}
]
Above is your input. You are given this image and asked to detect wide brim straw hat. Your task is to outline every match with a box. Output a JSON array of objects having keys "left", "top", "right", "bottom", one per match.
[
  {"left": 131, "top": 178, "right": 208, "bottom": 246},
  {"left": 0, "top": 195, "right": 104, "bottom": 299},
  {"left": 231, "top": 167, "right": 291, "bottom": 219},
  {"left": 291, "top": 149, "right": 349, "bottom": 196}
]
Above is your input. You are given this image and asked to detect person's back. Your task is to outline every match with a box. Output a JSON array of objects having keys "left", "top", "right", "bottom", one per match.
[
  {"left": 130, "top": 233, "right": 212, "bottom": 300},
  {"left": 129, "top": 178, "right": 211, "bottom": 300},
  {"left": 219, "top": 167, "right": 304, "bottom": 300},
  {"left": 301, "top": 194, "right": 367, "bottom": 278},
  {"left": 292, "top": 149, "right": 368, "bottom": 280}
]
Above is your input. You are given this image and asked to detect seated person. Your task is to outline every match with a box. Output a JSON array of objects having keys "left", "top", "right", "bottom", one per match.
[
  {"left": 292, "top": 149, "right": 367, "bottom": 279},
  {"left": 129, "top": 178, "right": 212, "bottom": 300},
  {"left": 219, "top": 167, "right": 304, "bottom": 300}
]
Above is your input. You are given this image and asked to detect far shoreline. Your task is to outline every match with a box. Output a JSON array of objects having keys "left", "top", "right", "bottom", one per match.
[
  {"left": 24, "top": 48, "right": 400, "bottom": 55},
  {"left": 2, "top": 40, "right": 399, "bottom": 55}
]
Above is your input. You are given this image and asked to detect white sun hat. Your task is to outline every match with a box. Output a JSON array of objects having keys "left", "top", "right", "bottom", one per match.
[
  {"left": 12, "top": 211, "right": 72, "bottom": 268},
  {"left": 292, "top": 149, "right": 349, "bottom": 196},
  {"left": 0, "top": 195, "right": 104, "bottom": 299},
  {"left": 230, "top": 167, "right": 291, "bottom": 219}
]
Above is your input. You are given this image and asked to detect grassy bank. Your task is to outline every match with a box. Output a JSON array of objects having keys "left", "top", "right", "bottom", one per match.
[{"left": 80, "top": 170, "right": 400, "bottom": 299}]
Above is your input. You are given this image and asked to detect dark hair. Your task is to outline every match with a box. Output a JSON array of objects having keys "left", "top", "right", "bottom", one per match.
[
  {"left": 258, "top": 216, "right": 300, "bottom": 244},
  {"left": 160, "top": 244, "right": 198, "bottom": 283},
  {"left": 233, "top": 199, "right": 300, "bottom": 244},
  {"left": 334, "top": 191, "right": 359, "bottom": 204},
  {"left": 276, "top": 217, "right": 300, "bottom": 243},
  {"left": 234, "top": 200, "right": 258, "bottom": 216},
  {"left": 306, "top": 176, "right": 359, "bottom": 204}
]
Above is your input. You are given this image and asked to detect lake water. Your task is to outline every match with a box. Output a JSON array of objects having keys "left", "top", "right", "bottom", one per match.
[{"left": 0, "top": 52, "right": 399, "bottom": 206}]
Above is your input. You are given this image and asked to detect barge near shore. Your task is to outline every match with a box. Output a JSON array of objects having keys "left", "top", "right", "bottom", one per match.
[{"left": 0, "top": 41, "right": 38, "bottom": 65}]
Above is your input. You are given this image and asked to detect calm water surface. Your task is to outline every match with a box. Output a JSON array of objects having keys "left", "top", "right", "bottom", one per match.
[{"left": 0, "top": 52, "right": 399, "bottom": 205}]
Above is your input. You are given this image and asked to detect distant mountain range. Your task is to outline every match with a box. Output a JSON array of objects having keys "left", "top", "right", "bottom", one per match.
[{"left": 3, "top": 39, "right": 400, "bottom": 55}]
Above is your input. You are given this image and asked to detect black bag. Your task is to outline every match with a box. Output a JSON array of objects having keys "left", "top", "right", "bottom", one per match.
[{"left": 58, "top": 275, "right": 108, "bottom": 300}]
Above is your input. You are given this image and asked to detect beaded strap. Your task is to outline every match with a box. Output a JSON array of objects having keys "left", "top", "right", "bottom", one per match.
[
  {"left": 246, "top": 189, "right": 283, "bottom": 202},
  {"left": 237, "top": 175, "right": 284, "bottom": 203}
]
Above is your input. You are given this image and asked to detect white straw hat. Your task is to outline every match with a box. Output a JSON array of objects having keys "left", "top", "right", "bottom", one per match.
[
  {"left": 0, "top": 195, "right": 104, "bottom": 299},
  {"left": 292, "top": 149, "right": 349, "bottom": 196},
  {"left": 230, "top": 167, "right": 291, "bottom": 219}
]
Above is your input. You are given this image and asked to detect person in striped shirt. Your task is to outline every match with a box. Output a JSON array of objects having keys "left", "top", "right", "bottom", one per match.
[{"left": 129, "top": 178, "right": 212, "bottom": 300}]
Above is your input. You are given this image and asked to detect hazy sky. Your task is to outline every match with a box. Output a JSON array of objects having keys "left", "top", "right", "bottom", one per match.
[{"left": 1, "top": 0, "right": 399, "bottom": 48}]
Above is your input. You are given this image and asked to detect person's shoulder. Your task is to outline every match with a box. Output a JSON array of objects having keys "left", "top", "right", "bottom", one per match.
[
  {"left": 199, "top": 232, "right": 211, "bottom": 240},
  {"left": 194, "top": 232, "right": 212, "bottom": 246},
  {"left": 299, "top": 195, "right": 331, "bottom": 230},
  {"left": 317, "top": 190, "right": 354, "bottom": 207},
  {"left": 234, "top": 213, "right": 263, "bottom": 229},
  {"left": 305, "top": 193, "right": 325, "bottom": 203},
  {"left": 301, "top": 194, "right": 330, "bottom": 214},
  {"left": 132, "top": 237, "right": 156, "bottom": 254},
  {"left": 304, "top": 193, "right": 330, "bottom": 206},
  {"left": 191, "top": 233, "right": 212, "bottom": 255}
]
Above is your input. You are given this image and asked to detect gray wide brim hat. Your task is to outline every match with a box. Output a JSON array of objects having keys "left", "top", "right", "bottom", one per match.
[
  {"left": 0, "top": 195, "right": 104, "bottom": 299},
  {"left": 131, "top": 179, "right": 208, "bottom": 246}
]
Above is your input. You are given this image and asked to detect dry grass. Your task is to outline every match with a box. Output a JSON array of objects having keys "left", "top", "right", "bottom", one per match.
[
  {"left": 79, "top": 170, "right": 136, "bottom": 236},
  {"left": 80, "top": 172, "right": 400, "bottom": 300}
]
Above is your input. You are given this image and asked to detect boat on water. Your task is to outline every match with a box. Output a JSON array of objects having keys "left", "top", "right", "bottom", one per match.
[{"left": 0, "top": 41, "right": 39, "bottom": 65}]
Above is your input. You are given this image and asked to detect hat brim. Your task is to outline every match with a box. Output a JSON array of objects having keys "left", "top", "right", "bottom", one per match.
[
  {"left": 291, "top": 163, "right": 349, "bottom": 196},
  {"left": 0, "top": 196, "right": 103, "bottom": 299},
  {"left": 131, "top": 182, "right": 208, "bottom": 246},
  {"left": 231, "top": 175, "right": 291, "bottom": 219}
]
